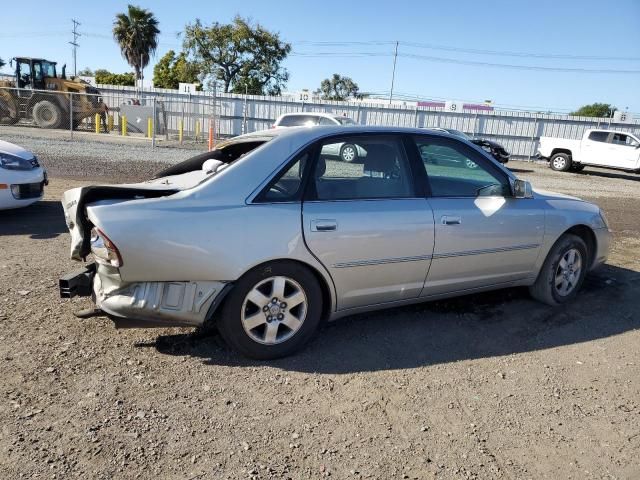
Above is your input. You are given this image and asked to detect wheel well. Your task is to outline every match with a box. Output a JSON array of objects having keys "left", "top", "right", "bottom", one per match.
[
  {"left": 550, "top": 148, "right": 572, "bottom": 158},
  {"left": 206, "top": 259, "right": 334, "bottom": 325},
  {"left": 563, "top": 225, "right": 596, "bottom": 268}
]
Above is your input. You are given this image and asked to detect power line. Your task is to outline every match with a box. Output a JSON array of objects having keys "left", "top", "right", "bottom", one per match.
[
  {"left": 69, "top": 19, "right": 81, "bottom": 77},
  {"left": 292, "top": 40, "right": 640, "bottom": 62},
  {"left": 290, "top": 51, "right": 640, "bottom": 74}
]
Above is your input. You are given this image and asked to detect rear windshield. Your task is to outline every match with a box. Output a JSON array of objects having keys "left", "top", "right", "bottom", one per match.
[
  {"left": 277, "top": 115, "right": 321, "bottom": 127},
  {"left": 153, "top": 139, "right": 271, "bottom": 179}
]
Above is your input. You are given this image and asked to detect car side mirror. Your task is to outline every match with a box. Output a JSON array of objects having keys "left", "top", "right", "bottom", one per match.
[{"left": 513, "top": 179, "right": 533, "bottom": 199}]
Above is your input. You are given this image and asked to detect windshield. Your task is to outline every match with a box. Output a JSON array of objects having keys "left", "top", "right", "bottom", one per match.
[
  {"left": 39, "top": 61, "right": 57, "bottom": 78},
  {"left": 447, "top": 129, "right": 470, "bottom": 140}
]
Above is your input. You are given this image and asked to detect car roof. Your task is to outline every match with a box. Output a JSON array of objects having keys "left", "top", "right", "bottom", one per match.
[
  {"left": 277, "top": 112, "right": 342, "bottom": 119},
  {"left": 234, "top": 125, "right": 458, "bottom": 144}
]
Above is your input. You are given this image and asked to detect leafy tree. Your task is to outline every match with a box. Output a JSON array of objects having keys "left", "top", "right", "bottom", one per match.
[
  {"left": 0, "top": 58, "right": 5, "bottom": 69},
  {"left": 153, "top": 50, "right": 201, "bottom": 89},
  {"left": 77, "top": 67, "right": 94, "bottom": 76},
  {"left": 113, "top": 4, "right": 160, "bottom": 82},
  {"left": 571, "top": 103, "right": 617, "bottom": 117},
  {"left": 316, "top": 74, "right": 361, "bottom": 101},
  {"left": 94, "top": 69, "right": 136, "bottom": 86},
  {"left": 183, "top": 16, "right": 291, "bottom": 95}
]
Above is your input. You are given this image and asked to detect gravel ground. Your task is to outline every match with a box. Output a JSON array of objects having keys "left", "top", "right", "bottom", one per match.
[
  {"left": 1, "top": 151, "right": 640, "bottom": 479},
  {"left": 0, "top": 126, "right": 201, "bottom": 182}
]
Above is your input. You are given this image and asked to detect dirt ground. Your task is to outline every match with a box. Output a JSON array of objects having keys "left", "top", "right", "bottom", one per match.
[{"left": 1, "top": 159, "right": 639, "bottom": 479}]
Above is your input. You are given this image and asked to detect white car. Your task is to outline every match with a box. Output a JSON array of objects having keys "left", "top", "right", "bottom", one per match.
[
  {"left": 273, "top": 112, "right": 364, "bottom": 162},
  {"left": 538, "top": 129, "right": 640, "bottom": 173},
  {"left": 0, "top": 140, "right": 47, "bottom": 210}
]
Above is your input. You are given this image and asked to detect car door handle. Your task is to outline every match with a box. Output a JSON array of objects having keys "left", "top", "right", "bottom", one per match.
[
  {"left": 311, "top": 219, "right": 337, "bottom": 232},
  {"left": 441, "top": 215, "right": 462, "bottom": 225}
]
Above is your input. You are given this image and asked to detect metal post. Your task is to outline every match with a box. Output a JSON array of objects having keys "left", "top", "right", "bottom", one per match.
[
  {"left": 242, "top": 85, "right": 248, "bottom": 135},
  {"left": 152, "top": 97, "right": 156, "bottom": 149},
  {"left": 529, "top": 118, "right": 538, "bottom": 162},
  {"left": 69, "top": 92, "right": 73, "bottom": 140},
  {"left": 389, "top": 41, "right": 399, "bottom": 104},
  {"left": 213, "top": 82, "right": 217, "bottom": 144}
]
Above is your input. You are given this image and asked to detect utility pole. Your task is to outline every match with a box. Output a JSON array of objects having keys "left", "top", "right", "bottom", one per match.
[
  {"left": 389, "top": 41, "right": 399, "bottom": 105},
  {"left": 69, "top": 19, "right": 81, "bottom": 77}
]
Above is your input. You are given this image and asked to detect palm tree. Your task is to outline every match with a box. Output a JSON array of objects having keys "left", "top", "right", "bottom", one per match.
[{"left": 113, "top": 5, "right": 160, "bottom": 83}]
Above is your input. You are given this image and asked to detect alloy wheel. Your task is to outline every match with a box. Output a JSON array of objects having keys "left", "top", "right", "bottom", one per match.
[
  {"left": 554, "top": 248, "right": 583, "bottom": 296},
  {"left": 553, "top": 157, "right": 566, "bottom": 170},
  {"left": 241, "top": 276, "right": 308, "bottom": 345}
]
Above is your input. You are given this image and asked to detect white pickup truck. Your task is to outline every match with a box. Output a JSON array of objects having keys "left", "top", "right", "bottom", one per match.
[{"left": 538, "top": 129, "right": 640, "bottom": 173}]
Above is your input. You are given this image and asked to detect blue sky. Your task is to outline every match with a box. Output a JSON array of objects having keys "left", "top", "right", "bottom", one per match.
[{"left": 1, "top": 0, "right": 639, "bottom": 112}]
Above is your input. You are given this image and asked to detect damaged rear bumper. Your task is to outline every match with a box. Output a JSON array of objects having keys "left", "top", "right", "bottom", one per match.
[{"left": 59, "top": 263, "right": 230, "bottom": 328}]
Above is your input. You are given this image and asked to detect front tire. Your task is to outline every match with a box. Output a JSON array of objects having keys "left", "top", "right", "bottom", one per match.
[
  {"left": 217, "top": 261, "right": 323, "bottom": 359},
  {"left": 529, "top": 234, "right": 588, "bottom": 306},
  {"left": 550, "top": 153, "right": 572, "bottom": 172},
  {"left": 32, "top": 100, "right": 63, "bottom": 129}
]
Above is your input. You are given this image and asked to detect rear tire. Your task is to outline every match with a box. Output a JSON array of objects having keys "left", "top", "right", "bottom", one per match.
[
  {"left": 32, "top": 100, "right": 63, "bottom": 129},
  {"left": 340, "top": 144, "right": 359, "bottom": 163},
  {"left": 549, "top": 153, "right": 572, "bottom": 172},
  {"left": 529, "top": 234, "right": 588, "bottom": 306},
  {"left": 217, "top": 261, "right": 323, "bottom": 359}
]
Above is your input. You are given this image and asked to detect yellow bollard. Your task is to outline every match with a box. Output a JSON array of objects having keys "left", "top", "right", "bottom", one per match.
[
  {"left": 195, "top": 120, "right": 201, "bottom": 140},
  {"left": 121, "top": 115, "right": 127, "bottom": 136},
  {"left": 95, "top": 113, "right": 100, "bottom": 134},
  {"left": 108, "top": 114, "right": 114, "bottom": 132},
  {"left": 147, "top": 117, "right": 152, "bottom": 139},
  {"left": 178, "top": 119, "right": 184, "bottom": 144}
]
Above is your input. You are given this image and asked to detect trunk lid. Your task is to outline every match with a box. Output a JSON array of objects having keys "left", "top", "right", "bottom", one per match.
[{"left": 61, "top": 171, "right": 209, "bottom": 260}]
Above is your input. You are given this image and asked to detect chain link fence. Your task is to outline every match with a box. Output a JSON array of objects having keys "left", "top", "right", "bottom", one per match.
[
  {"left": 0, "top": 86, "right": 219, "bottom": 149},
  {"left": 2, "top": 84, "right": 639, "bottom": 159}
]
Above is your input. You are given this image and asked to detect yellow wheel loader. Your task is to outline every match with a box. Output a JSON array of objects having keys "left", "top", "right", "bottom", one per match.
[{"left": 0, "top": 57, "right": 105, "bottom": 129}]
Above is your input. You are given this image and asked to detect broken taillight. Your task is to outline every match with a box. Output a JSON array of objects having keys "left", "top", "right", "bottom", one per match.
[{"left": 90, "top": 228, "right": 123, "bottom": 267}]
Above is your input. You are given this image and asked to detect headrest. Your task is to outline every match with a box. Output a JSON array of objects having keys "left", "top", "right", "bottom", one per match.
[{"left": 363, "top": 145, "right": 397, "bottom": 174}]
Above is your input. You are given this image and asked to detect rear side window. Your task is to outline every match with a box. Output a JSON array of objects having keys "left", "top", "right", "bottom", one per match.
[
  {"left": 257, "top": 153, "right": 311, "bottom": 203},
  {"left": 318, "top": 116, "right": 338, "bottom": 125},
  {"left": 311, "top": 135, "right": 415, "bottom": 200},
  {"left": 588, "top": 131, "right": 609, "bottom": 142},
  {"left": 277, "top": 115, "right": 320, "bottom": 127}
]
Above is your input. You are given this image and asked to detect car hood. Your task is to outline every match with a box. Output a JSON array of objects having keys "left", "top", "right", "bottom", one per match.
[
  {"left": 62, "top": 170, "right": 209, "bottom": 260},
  {"left": 0, "top": 139, "right": 35, "bottom": 160},
  {"left": 533, "top": 188, "right": 582, "bottom": 201}
]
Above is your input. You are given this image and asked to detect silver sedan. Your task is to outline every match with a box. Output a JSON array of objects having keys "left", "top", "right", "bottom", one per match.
[{"left": 60, "top": 126, "right": 611, "bottom": 359}]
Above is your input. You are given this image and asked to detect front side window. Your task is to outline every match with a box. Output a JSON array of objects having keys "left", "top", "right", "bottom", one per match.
[
  {"left": 336, "top": 117, "right": 356, "bottom": 125},
  {"left": 312, "top": 136, "right": 415, "bottom": 200},
  {"left": 414, "top": 136, "right": 509, "bottom": 197},
  {"left": 610, "top": 132, "right": 639, "bottom": 147}
]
